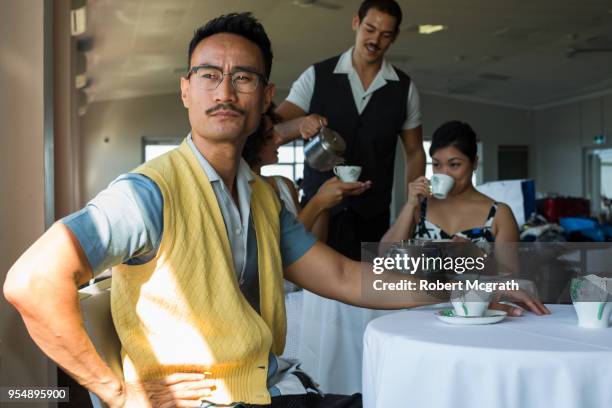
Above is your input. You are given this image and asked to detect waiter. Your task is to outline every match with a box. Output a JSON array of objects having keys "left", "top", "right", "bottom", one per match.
[{"left": 276, "top": 0, "right": 425, "bottom": 260}]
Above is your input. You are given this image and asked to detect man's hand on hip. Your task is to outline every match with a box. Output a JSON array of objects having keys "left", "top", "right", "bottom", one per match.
[{"left": 112, "top": 373, "right": 217, "bottom": 408}]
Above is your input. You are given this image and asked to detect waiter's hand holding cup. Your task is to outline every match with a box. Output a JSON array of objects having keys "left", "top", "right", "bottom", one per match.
[{"left": 299, "top": 114, "right": 328, "bottom": 139}]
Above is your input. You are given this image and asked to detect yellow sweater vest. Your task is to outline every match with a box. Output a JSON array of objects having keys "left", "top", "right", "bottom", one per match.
[{"left": 110, "top": 140, "right": 286, "bottom": 405}]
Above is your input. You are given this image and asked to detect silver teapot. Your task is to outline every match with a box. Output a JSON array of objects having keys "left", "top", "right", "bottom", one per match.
[{"left": 303, "top": 122, "right": 346, "bottom": 172}]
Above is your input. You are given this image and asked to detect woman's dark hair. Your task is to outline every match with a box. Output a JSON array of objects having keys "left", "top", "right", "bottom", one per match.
[
  {"left": 242, "top": 103, "right": 282, "bottom": 167},
  {"left": 357, "top": 0, "right": 403, "bottom": 32},
  {"left": 429, "top": 121, "right": 478, "bottom": 163},
  {"left": 188, "top": 12, "right": 273, "bottom": 80}
]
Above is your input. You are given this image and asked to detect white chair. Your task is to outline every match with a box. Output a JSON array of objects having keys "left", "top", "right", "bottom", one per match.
[{"left": 79, "top": 278, "right": 122, "bottom": 408}]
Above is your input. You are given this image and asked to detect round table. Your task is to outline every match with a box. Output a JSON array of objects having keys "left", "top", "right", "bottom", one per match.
[{"left": 363, "top": 304, "right": 612, "bottom": 408}]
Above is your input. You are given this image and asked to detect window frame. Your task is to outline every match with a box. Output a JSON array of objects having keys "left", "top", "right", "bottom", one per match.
[
  {"left": 141, "top": 136, "right": 183, "bottom": 163},
  {"left": 261, "top": 139, "right": 305, "bottom": 182}
]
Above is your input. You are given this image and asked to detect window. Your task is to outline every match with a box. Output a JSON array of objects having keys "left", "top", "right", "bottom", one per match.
[
  {"left": 261, "top": 140, "right": 304, "bottom": 182},
  {"left": 142, "top": 137, "right": 182, "bottom": 163},
  {"left": 599, "top": 149, "right": 612, "bottom": 199},
  {"left": 141, "top": 138, "right": 482, "bottom": 186},
  {"left": 141, "top": 137, "right": 306, "bottom": 181},
  {"left": 424, "top": 141, "right": 482, "bottom": 185}
]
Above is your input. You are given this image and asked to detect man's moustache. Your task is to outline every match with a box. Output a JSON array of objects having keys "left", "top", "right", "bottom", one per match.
[{"left": 206, "top": 104, "right": 245, "bottom": 115}]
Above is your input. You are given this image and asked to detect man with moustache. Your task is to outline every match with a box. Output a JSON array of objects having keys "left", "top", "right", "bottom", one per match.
[
  {"left": 276, "top": 0, "right": 426, "bottom": 260},
  {"left": 4, "top": 10, "right": 549, "bottom": 408},
  {"left": 274, "top": 0, "right": 426, "bottom": 395},
  {"left": 3, "top": 13, "right": 368, "bottom": 408}
]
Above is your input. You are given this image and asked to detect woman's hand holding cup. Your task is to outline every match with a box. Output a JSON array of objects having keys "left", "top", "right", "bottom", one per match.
[{"left": 406, "top": 176, "right": 430, "bottom": 209}]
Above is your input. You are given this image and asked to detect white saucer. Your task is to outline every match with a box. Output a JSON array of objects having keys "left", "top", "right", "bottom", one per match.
[{"left": 435, "top": 309, "right": 507, "bottom": 325}]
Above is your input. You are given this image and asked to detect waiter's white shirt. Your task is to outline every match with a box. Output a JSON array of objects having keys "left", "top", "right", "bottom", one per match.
[{"left": 286, "top": 47, "right": 422, "bottom": 130}]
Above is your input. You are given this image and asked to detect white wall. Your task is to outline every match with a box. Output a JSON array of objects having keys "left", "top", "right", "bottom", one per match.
[
  {"left": 420, "top": 94, "right": 534, "bottom": 182},
  {"left": 80, "top": 93, "right": 190, "bottom": 203},
  {"left": 534, "top": 103, "right": 583, "bottom": 196},
  {"left": 0, "top": 0, "right": 55, "bottom": 404},
  {"left": 533, "top": 92, "right": 612, "bottom": 196},
  {"left": 54, "top": 0, "right": 81, "bottom": 219}
]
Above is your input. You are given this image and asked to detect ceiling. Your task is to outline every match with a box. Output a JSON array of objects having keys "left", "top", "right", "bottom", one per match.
[{"left": 82, "top": 0, "right": 612, "bottom": 108}]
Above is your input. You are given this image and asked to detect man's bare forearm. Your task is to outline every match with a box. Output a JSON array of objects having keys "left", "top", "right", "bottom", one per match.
[
  {"left": 17, "top": 284, "right": 125, "bottom": 404},
  {"left": 3, "top": 224, "right": 125, "bottom": 406},
  {"left": 336, "top": 258, "right": 449, "bottom": 310},
  {"left": 273, "top": 118, "right": 303, "bottom": 145},
  {"left": 286, "top": 242, "right": 448, "bottom": 309},
  {"left": 274, "top": 100, "right": 308, "bottom": 145},
  {"left": 405, "top": 147, "right": 426, "bottom": 188}
]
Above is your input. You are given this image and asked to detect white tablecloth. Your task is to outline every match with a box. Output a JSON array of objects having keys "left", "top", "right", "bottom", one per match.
[
  {"left": 297, "top": 291, "right": 401, "bottom": 394},
  {"left": 281, "top": 291, "right": 304, "bottom": 360},
  {"left": 363, "top": 304, "right": 612, "bottom": 408}
]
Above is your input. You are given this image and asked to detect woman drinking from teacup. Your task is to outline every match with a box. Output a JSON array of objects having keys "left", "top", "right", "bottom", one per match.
[{"left": 383, "top": 120, "right": 519, "bottom": 244}]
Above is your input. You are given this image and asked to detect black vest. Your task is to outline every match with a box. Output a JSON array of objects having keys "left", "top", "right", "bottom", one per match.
[{"left": 303, "top": 55, "right": 411, "bottom": 218}]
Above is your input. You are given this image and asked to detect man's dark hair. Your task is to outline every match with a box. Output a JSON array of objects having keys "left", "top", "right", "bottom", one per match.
[
  {"left": 188, "top": 12, "right": 273, "bottom": 80},
  {"left": 357, "top": 0, "right": 403, "bottom": 32},
  {"left": 430, "top": 121, "right": 478, "bottom": 163},
  {"left": 242, "top": 103, "right": 282, "bottom": 167}
]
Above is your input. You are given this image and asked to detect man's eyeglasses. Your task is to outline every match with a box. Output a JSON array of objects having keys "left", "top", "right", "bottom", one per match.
[{"left": 187, "top": 65, "right": 267, "bottom": 93}]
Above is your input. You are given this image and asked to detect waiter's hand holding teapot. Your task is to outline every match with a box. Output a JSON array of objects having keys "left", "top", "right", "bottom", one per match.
[{"left": 299, "top": 114, "right": 328, "bottom": 139}]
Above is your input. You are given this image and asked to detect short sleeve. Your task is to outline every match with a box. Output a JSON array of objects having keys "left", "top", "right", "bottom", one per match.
[
  {"left": 402, "top": 82, "right": 422, "bottom": 130},
  {"left": 278, "top": 205, "right": 317, "bottom": 267},
  {"left": 60, "top": 174, "right": 163, "bottom": 276},
  {"left": 285, "top": 66, "right": 316, "bottom": 113}
]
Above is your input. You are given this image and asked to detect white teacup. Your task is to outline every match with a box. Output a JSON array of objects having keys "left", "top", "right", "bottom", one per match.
[
  {"left": 573, "top": 302, "right": 612, "bottom": 328},
  {"left": 451, "top": 288, "right": 492, "bottom": 317},
  {"left": 451, "top": 300, "right": 490, "bottom": 317},
  {"left": 333, "top": 165, "right": 361, "bottom": 182},
  {"left": 570, "top": 275, "right": 612, "bottom": 328},
  {"left": 430, "top": 174, "right": 455, "bottom": 199}
]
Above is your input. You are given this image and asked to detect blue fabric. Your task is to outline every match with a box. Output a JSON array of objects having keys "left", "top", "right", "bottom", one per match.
[
  {"left": 62, "top": 172, "right": 316, "bottom": 276},
  {"left": 559, "top": 217, "right": 598, "bottom": 232},
  {"left": 61, "top": 174, "right": 164, "bottom": 273},
  {"left": 186, "top": 136, "right": 255, "bottom": 279},
  {"left": 521, "top": 179, "right": 536, "bottom": 221},
  {"left": 268, "top": 354, "right": 280, "bottom": 397}
]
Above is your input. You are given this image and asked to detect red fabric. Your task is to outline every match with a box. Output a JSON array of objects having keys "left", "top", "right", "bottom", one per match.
[{"left": 541, "top": 197, "right": 590, "bottom": 223}]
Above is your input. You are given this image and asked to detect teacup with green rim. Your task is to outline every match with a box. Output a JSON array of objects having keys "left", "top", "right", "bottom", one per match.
[{"left": 570, "top": 275, "right": 612, "bottom": 328}]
